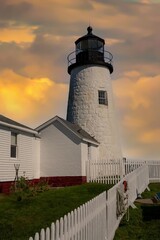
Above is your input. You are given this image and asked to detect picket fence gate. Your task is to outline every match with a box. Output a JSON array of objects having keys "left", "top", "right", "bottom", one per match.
[{"left": 29, "top": 164, "right": 150, "bottom": 240}]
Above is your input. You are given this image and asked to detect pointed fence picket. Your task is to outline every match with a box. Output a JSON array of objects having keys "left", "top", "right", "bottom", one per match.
[
  {"left": 147, "top": 160, "right": 160, "bottom": 182},
  {"left": 29, "top": 158, "right": 160, "bottom": 240},
  {"left": 29, "top": 191, "right": 107, "bottom": 240},
  {"left": 86, "top": 158, "right": 124, "bottom": 184},
  {"left": 123, "top": 159, "right": 146, "bottom": 175},
  {"left": 29, "top": 162, "right": 153, "bottom": 240},
  {"left": 123, "top": 159, "right": 160, "bottom": 182},
  {"left": 86, "top": 158, "right": 160, "bottom": 185},
  {"left": 105, "top": 164, "right": 149, "bottom": 240}
]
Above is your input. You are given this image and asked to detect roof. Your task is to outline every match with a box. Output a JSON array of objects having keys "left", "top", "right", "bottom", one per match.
[
  {"left": 35, "top": 116, "right": 99, "bottom": 145},
  {"left": 58, "top": 117, "right": 99, "bottom": 144},
  {"left": 75, "top": 26, "right": 105, "bottom": 45},
  {"left": 0, "top": 114, "right": 38, "bottom": 135}
]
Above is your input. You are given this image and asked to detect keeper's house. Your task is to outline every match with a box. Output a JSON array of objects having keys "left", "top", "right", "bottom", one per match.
[{"left": 0, "top": 115, "right": 99, "bottom": 193}]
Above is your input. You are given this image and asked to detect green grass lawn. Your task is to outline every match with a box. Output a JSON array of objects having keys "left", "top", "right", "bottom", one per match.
[
  {"left": 0, "top": 183, "right": 112, "bottom": 240},
  {"left": 114, "top": 183, "right": 160, "bottom": 240}
]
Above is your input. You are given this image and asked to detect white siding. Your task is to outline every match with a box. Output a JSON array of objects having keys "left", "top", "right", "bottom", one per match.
[
  {"left": 18, "top": 134, "right": 33, "bottom": 179},
  {"left": 40, "top": 121, "right": 82, "bottom": 177},
  {"left": 0, "top": 129, "right": 11, "bottom": 181},
  {"left": 0, "top": 128, "right": 39, "bottom": 181},
  {"left": 81, "top": 142, "right": 88, "bottom": 176},
  {"left": 33, "top": 138, "right": 40, "bottom": 179}
]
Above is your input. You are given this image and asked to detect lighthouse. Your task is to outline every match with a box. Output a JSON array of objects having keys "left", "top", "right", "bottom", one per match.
[{"left": 67, "top": 27, "right": 122, "bottom": 160}]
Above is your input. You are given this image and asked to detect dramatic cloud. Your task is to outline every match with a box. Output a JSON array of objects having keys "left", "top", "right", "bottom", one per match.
[
  {"left": 0, "top": 69, "right": 68, "bottom": 127},
  {"left": 0, "top": 26, "right": 36, "bottom": 43},
  {"left": 113, "top": 72, "right": 160, "bottom": 159},
  {"left": 0, "top": 0, "right": 159, "bottom": 159}
]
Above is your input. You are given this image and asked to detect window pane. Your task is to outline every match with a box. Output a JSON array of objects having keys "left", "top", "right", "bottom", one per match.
[
  {"left": 98, "top": 90, "right": 108, "bottom": 105},
  {"left": 11, "top": 132, "right": 17, "bottom": 158},
  {"left": 80, "top": 40, "right": 88, "bottom": 50},
  {"left": 97, "top": 41, "right": 103, "bottom": 49},
  {"left": 11, "top": 133, "right": 17, "bottom": 145},
  {"left": 76, "top": 42, "right": 81, "bottom": 50},
  {"left": 11, "top": 145, "right": 17, "bottom": 158},
  {"left": 88, "top": 39, "right": 97, "bottom": 49}
]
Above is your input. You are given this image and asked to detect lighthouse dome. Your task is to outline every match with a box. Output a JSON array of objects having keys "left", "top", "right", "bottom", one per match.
[
  {"left": 67, "top": 27, "right": 113, "bottom": 74},
  {"left": 75, "top": 26, "right": 104, "bottom": 52}
]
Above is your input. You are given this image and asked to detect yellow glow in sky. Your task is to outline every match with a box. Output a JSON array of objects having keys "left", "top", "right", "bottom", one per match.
[
  {"left": 0, "top": 69, "right": 68, "bottom": 125},
  {"left": 0, "top": 27, "right": 36, "bottom": 43}
]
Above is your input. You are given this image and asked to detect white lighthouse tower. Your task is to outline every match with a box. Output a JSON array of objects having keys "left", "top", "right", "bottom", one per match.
[{"left": 67, "top": 27, "right": 122, "bottom": 160}]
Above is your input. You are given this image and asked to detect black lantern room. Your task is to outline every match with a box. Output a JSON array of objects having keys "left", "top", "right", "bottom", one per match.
[{"left": 67, "top": 26, "right": 113, "bottom": 74}]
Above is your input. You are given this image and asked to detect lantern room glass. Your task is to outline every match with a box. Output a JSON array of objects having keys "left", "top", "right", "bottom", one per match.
[{"left": 76, "top": 39, "right": 104, "bottom": 53}]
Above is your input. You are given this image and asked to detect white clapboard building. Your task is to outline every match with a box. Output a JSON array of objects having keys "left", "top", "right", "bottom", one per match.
[{"left": 0, "top": 27, "right": 122, "bottom": 193}]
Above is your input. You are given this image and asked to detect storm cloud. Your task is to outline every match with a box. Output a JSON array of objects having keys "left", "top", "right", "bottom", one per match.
[{"left": 0, "top": 0, "right": 159, "bottom": 159}]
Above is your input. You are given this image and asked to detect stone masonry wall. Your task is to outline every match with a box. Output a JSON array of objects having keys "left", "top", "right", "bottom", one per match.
[{"left": 67, "top": 64, "right": 122, "bottom": 160}]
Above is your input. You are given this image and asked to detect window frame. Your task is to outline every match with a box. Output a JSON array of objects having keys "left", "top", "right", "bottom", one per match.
[
  {"left": 10, "top": 132, "right": 18, "bottom": 159},
  {"left": 98, "top": 90, "right": 108, "bottom": 105}
]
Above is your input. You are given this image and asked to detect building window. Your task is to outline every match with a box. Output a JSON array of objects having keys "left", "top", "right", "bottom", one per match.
[
  {"left": 88, "top": 143, "right": 91, "bottom": 160},
  {"left": 98, "top": 90, "right": 108, "bottom": 105},
  {"left": 11, "top": 132, "right": 17, "bottom": 158}
]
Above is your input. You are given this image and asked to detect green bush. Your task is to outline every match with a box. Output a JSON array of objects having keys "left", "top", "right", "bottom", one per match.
[{"left": 10, "top": 177, "right": 49, "bottom": 201}]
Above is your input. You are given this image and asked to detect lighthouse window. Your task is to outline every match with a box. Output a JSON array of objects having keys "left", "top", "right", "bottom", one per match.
[
  {"left": 80, "top": 40, "right": 88, "bottom": 50},
  {"left": 88, "top": 39, "right": 97, "bottom": 49},
  {"left": 98, "top": 91, "right": 108, "bottom": 105}
]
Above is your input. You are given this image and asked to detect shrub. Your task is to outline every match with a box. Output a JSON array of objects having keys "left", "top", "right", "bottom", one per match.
[{"left": 11, "top": 177, "right": 49, "bottom": 201}]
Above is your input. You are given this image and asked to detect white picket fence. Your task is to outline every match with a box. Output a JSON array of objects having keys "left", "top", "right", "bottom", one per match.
[
  {"left": 124, "top": 159, "right": 160, "bottom": 182},
  {"left": 123, "top": 159, "right": 145, "bottom": 174},
  {"left": 147, "top": 160, "right": 160, "bottom": 182},
  {"left": 86, "top": 158, "right": 160, "bottom": 184},
  {"left": 86, "top": 159, "right": 124, "bottom": 184},
  {"left": 29, "top": 164, "right": 149, "bottom": 240},
  {"left": 29, "top": 191, "right": 107, "bottom": 240},
  {"left": 106, "top": 164, "right": 149, "bottom": 240}
]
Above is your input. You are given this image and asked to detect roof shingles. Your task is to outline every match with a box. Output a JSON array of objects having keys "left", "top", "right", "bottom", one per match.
[{"left": 58, "top": 117, "right": 98, "bottom": 144}]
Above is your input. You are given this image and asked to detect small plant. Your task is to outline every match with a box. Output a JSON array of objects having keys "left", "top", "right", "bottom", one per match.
[
  {"left": 11, "top": 176, "right": 50, "bottom": 201},
  {"left": 36, "top": 179, "right": 49, "bottom": 192},
  {"left": 11, "top": 176, "right": 31, "bottom": 201}
]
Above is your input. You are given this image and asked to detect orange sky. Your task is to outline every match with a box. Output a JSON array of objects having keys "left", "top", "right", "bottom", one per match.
[{"left": 0, "top": 0, "right": 160, "bottom": 160}]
